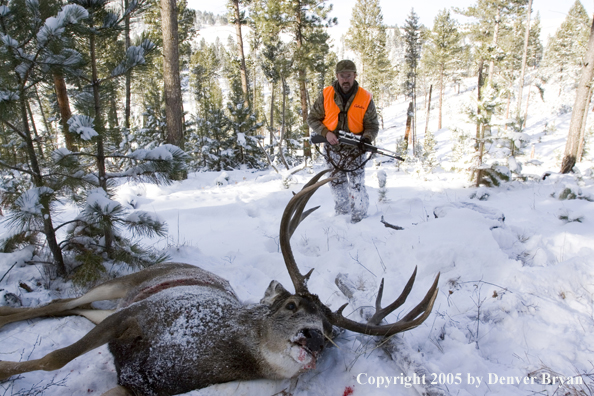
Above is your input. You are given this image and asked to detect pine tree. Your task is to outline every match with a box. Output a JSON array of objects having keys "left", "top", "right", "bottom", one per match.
[
  {"left": 403, "top": 9, "right": 422, "bottom": 100},
  {"left": 141, "top": 0, "right": 196, "bottom": 163},
  {"left": 403, "top": 9, "right": 423, "bottom": 155},
  {"left": 188, "top": 39, "right": 228, "bottom": 170},
  {"left": 252, "top": 0, "right": 284, "bottom": 153},
  {"left": 561, "top": 13, "right": 594, "bottom": 173},
  {"left": 60, "top": 0, "right": 184, "bottom": 283},
  {"left": 455, "top": 0, "right": 528, "bottom": 94},
  {"left": 0, "top": 1, "right": 90, "bottom": 276},
  {"left": 223, "top": 42, "right": 265, "bottom": 169},
  {"left": 346, "top": 0, "right": 394, "bottom": 104},
  {"left": 1, "top": 0, "right": 184, "bottom": 283},
  {"left": 250, "top": 0, "right": 333, "bottom": 160},
  {"left": 286, "top": 0, "right": 334, "bottom": 159},
  {"left": 422, "top": 129, "right": 438, "bottom": 172},
  {"left": 228, "top": 0, "right": 251, "bottom": 108},
  {"left": 456, "top": 0, "right": 528, "bottom": 186},
  {"left": 422, "top": 9, "right": 463, "bottom": 130},
  {"left": 542, "top": 0, "right": 591, "bottom": 95},
  {"left": 161, "top": 0, "right": 184, "bottom": 159},
  {"left": 388, "top": 27, "right": 405, "bottom": 100}
]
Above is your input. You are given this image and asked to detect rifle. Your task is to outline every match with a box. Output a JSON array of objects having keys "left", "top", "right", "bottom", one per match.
[{"left": 310, "top": 131, "right": 404, "bottom": 161}]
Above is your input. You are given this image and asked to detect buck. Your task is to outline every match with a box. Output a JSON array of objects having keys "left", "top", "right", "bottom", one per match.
[{"left": 0, "top": 170, "right": 439, "bottom": 396}]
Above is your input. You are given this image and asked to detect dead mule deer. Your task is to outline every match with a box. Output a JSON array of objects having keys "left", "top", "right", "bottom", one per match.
[{"left": 0, "top": 170, "right": 439, "bottom": 396}]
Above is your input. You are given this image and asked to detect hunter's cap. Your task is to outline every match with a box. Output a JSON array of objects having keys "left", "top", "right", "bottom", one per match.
[{"left": 336, "top": 60, "right": 357, "bottom": 74}]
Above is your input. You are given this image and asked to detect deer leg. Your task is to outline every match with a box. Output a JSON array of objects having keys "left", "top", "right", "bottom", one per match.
[
  {"left": 67, "top": 309, "right": 115, "bottom": 325},
  {"left": 101, "top": 386, "right": 134, "bottom": 396},
  {"left": 0, "top": 298, "right": 80, "bottom": 316},
  {"left": 0, "top": 283, "right": 127, "bottom": 329},
  {"left": 0, "top": 310, "right": 137, "bottom": 380}
]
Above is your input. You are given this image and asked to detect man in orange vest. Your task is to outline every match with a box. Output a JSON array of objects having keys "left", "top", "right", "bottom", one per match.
[{"left": 308, "top": 60, "right": 379, "bottom": 223}]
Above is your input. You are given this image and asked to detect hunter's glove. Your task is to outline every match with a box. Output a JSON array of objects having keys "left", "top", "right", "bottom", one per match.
[{"left": 359, "top": 137, "right": 371, "bottom": 151}]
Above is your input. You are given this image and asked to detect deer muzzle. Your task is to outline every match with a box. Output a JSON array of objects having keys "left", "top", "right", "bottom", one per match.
[{"left": 292, "top": 328, "right": 325, "bottom": 356}]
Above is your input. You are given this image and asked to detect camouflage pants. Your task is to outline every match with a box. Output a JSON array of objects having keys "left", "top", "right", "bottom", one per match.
[{"left": 325, "top": 145, "right": 369, "bottom": 223}]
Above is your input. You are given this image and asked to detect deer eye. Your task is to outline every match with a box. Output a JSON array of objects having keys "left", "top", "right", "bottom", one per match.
[{"left": 285, "top": 302, "right": 297, "bottom": 311}]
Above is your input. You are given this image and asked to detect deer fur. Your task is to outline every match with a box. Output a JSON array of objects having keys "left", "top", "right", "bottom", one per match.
[{"left": 0, "top": 263, "right": 330, "bottom": 395}]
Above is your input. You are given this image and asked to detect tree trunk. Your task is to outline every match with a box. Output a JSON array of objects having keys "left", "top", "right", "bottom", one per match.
[
  {"left": 34, "top": 86, "right": 52, "bottom": 145},
  {"left": 475, "top": 123, "right": 485, "bottom": 187},
  {"left": 438, "top": 65, "right": 444, "bottom": 130},
  {"left": 504, "top": 78, "right": 513, "bottom": 130},
  {"left": 404, "top": 101, "right": 414, "bottom": 145},
  {"left": 560, "top": 15, "right": 594, "bottom": 173},
  {"left": 294, "top": 0, "right": 310, "bottom": 159},
  {"left": 425, "top": 84, "right": 432, "bottom": 136},
  {"left": 26, "top": 100, "right": 44, "bottom": 159},
  {"left": 53, "top": 73, "right": 76, "bottom": 151},
  {"left": 232, "top": 0, "right": 249, "bottom": 108},
  {"left": 19, "top": 93, "right": 66, "bottom": 277},
  {"left": 253, "top": 62, "right": 257, "bottom": 108},
  {"left": 278, "top": 77, "right": 290, "bottom": 170},
  {"left": 516, "top": 0, "right": 533, "bottom": 117},
  {"left": 487, "top": 6, "right": 500, "bottom": 86},
  {"left": 474, "top": 59, "right": 486, "bottom": 186},
  {"left": 124, "top": 0, "right": 131, "bottom": 130},
  {"left": 90, "top": 32, "right": 114, "bottom": 255},
  {"left": 161, "top": 0, "right": 185, "bottom": 152},
  {"left": 412, "top": 74, "right": 417, "bottom": 155},
  {"left": 475, "top": 59, "right": 484, "bottom": 151},
  {"left": 523, "top": 82, "right": 532, "bottom": 128},
  {"left": 577, "top": 87, "right": 593, "bottom": 162},
  {"left": 269, "top": 81, "right": 275, "bottom": 152}
]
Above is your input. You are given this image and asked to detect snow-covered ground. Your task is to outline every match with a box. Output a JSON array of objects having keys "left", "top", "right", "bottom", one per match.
[{"left": 1, "top": 78, "right": 594, "bottom": 396}]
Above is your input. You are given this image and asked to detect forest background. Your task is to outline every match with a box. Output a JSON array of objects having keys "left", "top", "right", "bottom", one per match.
[{"left": 0, "top": 0, "right": 593, "bottom": 299}]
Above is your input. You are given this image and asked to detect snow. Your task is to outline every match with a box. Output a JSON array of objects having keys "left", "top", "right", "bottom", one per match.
[
  {"left": 86, "top": 188, "right": 121, "bottom": 214},
  {"left": 0, "top": 89, "right": 18, "bottom": 102},
  {"left": 37, "top": 4, "right": 88, "bottom": 46},
  {"left": 0, "top": 33, "right": 18, "bottom": 48},
  {"left": 15, "top": 187, "right": 54, "bottom": 216},
  {"left": 1, "top": 79, "right": 594, "bottom": 395},
  {"left": 67, "top": 115, "right": 99, "bottom": 141}
]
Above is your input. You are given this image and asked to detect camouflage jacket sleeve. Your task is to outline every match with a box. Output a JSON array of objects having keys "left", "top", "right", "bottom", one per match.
[
  {"left": 362, "top": 99, "right": 379, "bottom": 142},
  {"left": 307, "top": 92, "right": 330, "bottom": 137}
]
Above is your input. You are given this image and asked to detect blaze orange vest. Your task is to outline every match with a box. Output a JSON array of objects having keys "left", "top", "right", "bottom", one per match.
[{"left": 322, "top": 86, "right": 372, "bottom": 134}]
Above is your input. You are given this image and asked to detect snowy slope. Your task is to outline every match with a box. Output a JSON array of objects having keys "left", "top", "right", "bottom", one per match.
[{"left": 1, "top": 79, "right": 594, "bottom": 396}]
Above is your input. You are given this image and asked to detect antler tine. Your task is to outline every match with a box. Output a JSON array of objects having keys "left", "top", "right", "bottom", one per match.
[
  {"left": 328, "top": 272, "right": 440, "bottom": 337},
  {"left": 368, "top": 267, "right": 418, "bottom": 326},
  {"left": 398, "top": 273, "right": 440, "bottom": 323},
  {"left": 280, "top": 170, "right": 334, "bottom": 294},
  {"left": 287, "top": 169, "right": 333, "bottom": 237}
]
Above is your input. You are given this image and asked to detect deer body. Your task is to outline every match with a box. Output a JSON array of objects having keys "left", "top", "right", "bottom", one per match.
[
  {"left": 0, "top": 171, "right": 439, "bottom": 396},
  {"left": 0, "top": 263, "right": 329, "bottom": 395},
  {"left": 107, "top": 266, "right": 328, "bottom": 395}
]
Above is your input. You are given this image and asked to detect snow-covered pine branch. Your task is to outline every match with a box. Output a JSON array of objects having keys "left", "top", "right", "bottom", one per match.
[
  {"left": 2, "top": 187, "right": 54, "bottom": 234},
  {"left": 110, "top": 40, "right": 156, "bottom": 78},
  {"left": 67, "top": 115, "right": 98, "bottom": 141},
  {"left": 124, "top": 211, "right": 167, "bottom": 238},
  {"left": 36, "top": 4, "right": 88, "bottom": 46}
]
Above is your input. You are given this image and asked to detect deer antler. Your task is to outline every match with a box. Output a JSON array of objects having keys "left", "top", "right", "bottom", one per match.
[
  {"left": 328, "top": 271, "right": 440, "bottom": 336},
  {"left": 280, "top": 169, "right": 440, "bottom": 336},
  {"left": 280, "top": 169, "right": 333, "bottom": 294}
]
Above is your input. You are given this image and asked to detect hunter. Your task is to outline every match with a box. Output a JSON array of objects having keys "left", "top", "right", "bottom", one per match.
[{"left": 308, "top": 60, "right": 379, "bottom": 223}]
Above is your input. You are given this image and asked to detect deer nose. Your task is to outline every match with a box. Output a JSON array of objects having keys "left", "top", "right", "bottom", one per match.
[{"left": 302, "top": 328, "right": 325, "bottom": 354}]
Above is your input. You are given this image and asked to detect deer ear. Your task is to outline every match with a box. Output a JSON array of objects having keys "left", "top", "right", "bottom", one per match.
[{"left": 260, "top": 281, "right": 290, "bottom": 306}]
